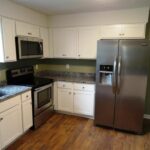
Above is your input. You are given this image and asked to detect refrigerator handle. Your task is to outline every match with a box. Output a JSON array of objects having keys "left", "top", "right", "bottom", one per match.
[
  {"left": 112, "top": 58, "right": 117, "bottom": 93},
  {"left": 117, "top": 56, "right": 121, "bottom": 94}
]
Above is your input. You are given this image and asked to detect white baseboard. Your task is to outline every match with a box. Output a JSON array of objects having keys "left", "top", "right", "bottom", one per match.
[{"left": 144, "top": 114, "right": 150, "bottom": 119}]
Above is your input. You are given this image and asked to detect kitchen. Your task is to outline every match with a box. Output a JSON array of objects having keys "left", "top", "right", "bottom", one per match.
[{"left": 0, "top": 0, "right": 150, "bottom": 149}]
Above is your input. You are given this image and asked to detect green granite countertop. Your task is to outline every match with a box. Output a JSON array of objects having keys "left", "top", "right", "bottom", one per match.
[{"left": 0, "top": 85, "right": 31, "bottom": 101}]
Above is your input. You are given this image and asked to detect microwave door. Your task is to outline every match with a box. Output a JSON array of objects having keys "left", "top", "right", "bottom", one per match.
[
  {"left": 28, "top": 41, "right": 42, "bottom": 58},
  {"left": 18, "top": 37, "right": 29, "bottom": 59}
]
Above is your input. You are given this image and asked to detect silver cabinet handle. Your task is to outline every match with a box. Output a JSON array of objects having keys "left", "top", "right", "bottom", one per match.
[
  {"left": 0, "top": 118, "right": 3, "bottom": 121},
  {"left": 74, "top": 92, "right": 75, "bottom": 95},
  {"left": 117, "top": 56, "right": 121, "bottom": 94},
  {"left": 112, "top": 58, "right": 117, "bottom": 94}
]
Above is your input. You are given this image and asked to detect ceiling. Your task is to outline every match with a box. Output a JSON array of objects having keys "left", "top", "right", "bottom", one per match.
[{"left": 11, "top": 0, "right": 150, "bottom": 15}]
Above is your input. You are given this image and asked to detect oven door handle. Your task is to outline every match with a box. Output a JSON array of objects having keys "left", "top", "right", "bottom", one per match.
[{"left": 34, "top": 84, "right": 52, "bottom": 92}]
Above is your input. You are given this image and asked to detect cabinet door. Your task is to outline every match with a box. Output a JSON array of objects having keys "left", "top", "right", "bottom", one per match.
[
  {"left": 100, "top": 25, "right": 122, "bottom": 39},
  {"left": 40, "top": 27, "right": 50, "bottom": 58},
  {"left": 1, "top": 17, "right": 16, "bottom": 62},
  {"left": 53, "top": 28, "right": 78, "bottom": 58},
  {"left": 78, "top": 26, "right": 100, "bottom": 59},
  {"left": 74, "top": 91, "right": 94, "bottom": 116},
  {"left": 22, "top": 99, "right": 33, "bottom": 132},
  {"left": 0, "top": 105, "right": 22, "bottom": 149},
  {"left": 122, "top": 24, "right": 145, "bottom": 39},
  {"left": 16, "top": 21, "right": 40, "bottom": 37},
  {"left": 58, "top": 89, "right": 73, "bottom": 112},
  {"left": 53, "top": 82, "right": 58, "bottom": 110}
]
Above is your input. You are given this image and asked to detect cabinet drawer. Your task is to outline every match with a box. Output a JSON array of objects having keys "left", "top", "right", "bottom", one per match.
[
  {"left": 21, "top": 91, "right": 31, "bottom": 102},
  {"left": 0, "top": 95, "right": 21, "bottom": 113},
  {"left": 73, "top": 83, "right": 95, "bottom": 92},
  {"left": 57, "top": 82, "right": 73, "bottom": 89}
]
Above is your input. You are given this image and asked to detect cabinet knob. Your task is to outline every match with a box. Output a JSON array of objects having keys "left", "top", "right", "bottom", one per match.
[
  {"left": 74, "top": 92, "right": 75, "bottom": 95},
  {"left": 63, "top": 84, "right": 65, "bottom": 87},
  {"left": 6, "top": 56, "right": 9, "bottom": 59},
  {"left": 82, "top": 87, "right": 85, "bottom": 89},
  {"left": 0, "top": 118, "right": 3, "bottom": 121},
  {"left": 62, "top": 54, "right": 66, "bottom": 56},
  {"left": 69, "top": 92, "right": 72, "bottom": 95},
  {"left": 78, "top": 54, "right": 80, "bottom": 57},
  {"left": 26, "top": 95, "right": 29, "bottom": 98}
]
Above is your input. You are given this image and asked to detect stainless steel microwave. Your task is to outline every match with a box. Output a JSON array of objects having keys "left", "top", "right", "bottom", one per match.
[{"left": 16, "top": 36, "right": 43, "bottom": 59}]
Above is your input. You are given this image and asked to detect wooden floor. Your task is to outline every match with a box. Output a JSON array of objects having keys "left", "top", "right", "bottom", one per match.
[{"left": 7, "top": 113, "right": 150, "bottom": 150}]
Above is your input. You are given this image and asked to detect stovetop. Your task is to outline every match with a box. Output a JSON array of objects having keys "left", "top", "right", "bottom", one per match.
[
  {"left": 6, "top": 66, "right": 53, "bottom": 89},
  {"left": 19, "top": 77, "right": 53, "bottom": 89}
]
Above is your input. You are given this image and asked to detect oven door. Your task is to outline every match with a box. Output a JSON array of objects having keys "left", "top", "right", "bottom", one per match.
[
  {"left": 16, "top": 36, "right": 43, "bottom": 59},
  {"left": 34, "top": 84, "right": 53, "bottom": 116}
]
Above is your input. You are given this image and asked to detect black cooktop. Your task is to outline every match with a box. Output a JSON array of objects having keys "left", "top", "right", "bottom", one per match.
[
  {"left": 20, "top": 77, "right": 53, "bottom": 89},
  {"left": 6, "top": 66, "right": 53, "bottom": 89}
]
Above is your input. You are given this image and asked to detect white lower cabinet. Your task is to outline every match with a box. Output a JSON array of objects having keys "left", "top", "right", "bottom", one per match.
[
  {"left": 22, "top": 99, "right": 33, "bottom": 132},
  {"left": 58, "top": 88, "right": 73, "bottom": 112},
  {"left": 21, "top": 91, "right": 33, "bottom": 132},
  {"left": 0, "top": 90, "right": 33, "bottom": 149},
  {"left": 57, "top": 81, "right": 95, "bottom": 117},
  {"left": 73, "top": 91, "right": 94, "bottom": 116},
  {"left": 53, "top": 82, "right": 58, "bottom": 110},
  {"left": 0, "top": 96, "right": 22, "bottom": 149}
]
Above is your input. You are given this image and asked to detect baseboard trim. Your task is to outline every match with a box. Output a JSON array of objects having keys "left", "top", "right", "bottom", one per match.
[{"left": 144, "top": 114, "right": 150, "bottom": 119}]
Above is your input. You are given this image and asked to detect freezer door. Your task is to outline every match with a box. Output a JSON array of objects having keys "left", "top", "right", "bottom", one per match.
[
  {"left": 114, "top": 39, "right": 149, "bottom": 133},
  {"left": 94, "top": 39, "right": 118, "bottom": 127}
]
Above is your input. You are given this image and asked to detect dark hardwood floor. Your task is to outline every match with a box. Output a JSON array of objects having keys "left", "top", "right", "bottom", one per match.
[{"left": 7, "top": 113, "right": 150, "bottom": 150}]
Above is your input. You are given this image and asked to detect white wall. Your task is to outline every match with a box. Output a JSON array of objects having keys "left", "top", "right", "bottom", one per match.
[
  {"left": 0, "top": 0, "right": 48, "bottom": 27},
  {"left": 48, "top": 7, "right": 149, "bottom": 27}
]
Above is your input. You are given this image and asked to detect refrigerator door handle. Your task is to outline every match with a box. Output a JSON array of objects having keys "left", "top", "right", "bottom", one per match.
[
  {"left": 117, "top": 56, "right": 121, "bottom": 94},
  {"left": 112, "top": 58, "right": 117, "bottom": 93}
]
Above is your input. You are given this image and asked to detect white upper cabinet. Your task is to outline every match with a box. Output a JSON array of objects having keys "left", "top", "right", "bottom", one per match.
[
  {"left": 100, "top": 24, "right": 145, "bottom": 39},
  {"left": 0, "top": 17, "right": 16, "bottom": 62},
  {"left": 122, "top": 24, "right": 145, "bottom": 38},
  {"left": 16, "top": 21, "right": 40, "bottom": 37},
  {"left": 40, "top": 27, "right": 50, "bottom": 58},
  {"left": 100, "top": 25, "right": 122, "bottom": 39},
  {"left": 53, "top": 28, "right": 78, "bottom": 58},
  {"left": 78, "top": 26, "right": 100, "bottom": 59}
]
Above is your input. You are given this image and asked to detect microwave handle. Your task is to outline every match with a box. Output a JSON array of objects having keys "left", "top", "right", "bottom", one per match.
[{"left": 39, "top": 42, "right": 43, "bottom": 54}]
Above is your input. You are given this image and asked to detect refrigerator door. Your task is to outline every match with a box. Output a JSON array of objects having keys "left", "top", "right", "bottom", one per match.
[
  {"left": 94, "top": 39, "right": 118, "bottom": 127},
  {"left": 114, "top": 39, "right": 149, "bottom": 133}
]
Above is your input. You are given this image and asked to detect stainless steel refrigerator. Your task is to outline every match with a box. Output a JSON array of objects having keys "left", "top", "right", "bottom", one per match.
[{"left": 94, "top": 39, "right": 149, "bottom": 134}]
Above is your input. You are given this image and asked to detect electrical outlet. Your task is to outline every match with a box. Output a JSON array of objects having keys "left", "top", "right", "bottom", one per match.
[
  {"left": 35, "top": 65, "right": 38, "bottom": 70},
  {"left": 66, "top": 64, "right": 70, "bottom": 69}
]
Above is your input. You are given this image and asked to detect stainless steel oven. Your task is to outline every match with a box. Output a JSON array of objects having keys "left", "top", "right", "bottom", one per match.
[
  {"left": 16, "top": 36, "right": 43, "bottom": 59},
  {"left": 34, "top": 84, "right": 53, "bottom": 116}
]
